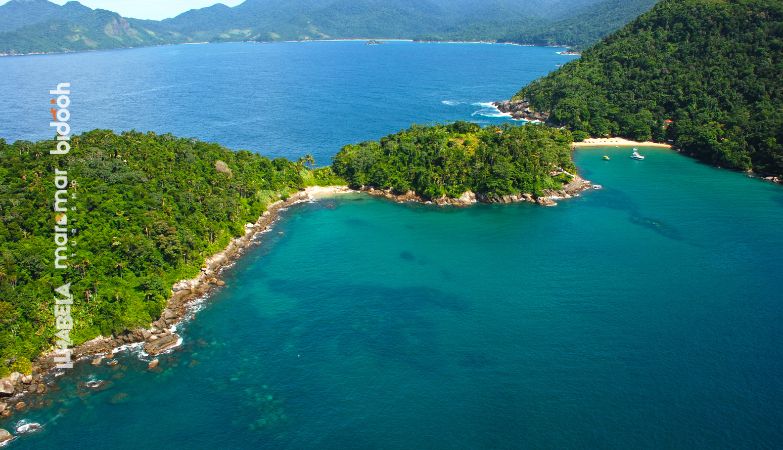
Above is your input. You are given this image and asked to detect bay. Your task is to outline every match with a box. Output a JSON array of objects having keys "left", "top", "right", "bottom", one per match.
[{"left": 1, "top": 42, "right": 781, "bottom": 449}]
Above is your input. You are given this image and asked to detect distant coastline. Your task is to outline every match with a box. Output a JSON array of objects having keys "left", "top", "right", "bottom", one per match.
[{"left": 0, "top": 38, "right": 572, "bottom": 58}]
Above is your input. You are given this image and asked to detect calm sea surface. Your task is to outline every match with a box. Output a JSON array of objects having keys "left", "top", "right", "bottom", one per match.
[
  {"left": 1, "top": 42, "right": 782, "bottom": 449},
  {"left": 0, "top": 40, "right": 568, "bottom": 163}
]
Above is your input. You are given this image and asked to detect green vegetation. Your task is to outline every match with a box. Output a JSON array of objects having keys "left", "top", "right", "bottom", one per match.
[
  {"left": 515, "top": 0, "right": 783, "bottom": 176},
  {"left": 0, "top": 0, "right": 653, "bottom": 54},
  {"left": 0, "top": 130, "right": 320, "bottom": 376},
  {"left": 0, "top": 1, "right": 184, "bottom": 55},
  {"left": 503, "top": 0, "right": 658, "bottom": 49},
  {"left": 333, "top": 122, "right": 576, "bottom": 200}
]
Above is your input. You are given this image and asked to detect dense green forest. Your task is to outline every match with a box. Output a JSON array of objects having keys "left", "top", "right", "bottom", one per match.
[
  {"left": 333, "top": 122, "right": 576, "bottom": 200},
  {"left": 0, "top": 130, "right": 338, "bottom": 376},
  {"left": 502, "top": 0, "right": 658, "bottom": 48},
  {"left": 514, "top": 0, "right": 783, "bottom": 176}
]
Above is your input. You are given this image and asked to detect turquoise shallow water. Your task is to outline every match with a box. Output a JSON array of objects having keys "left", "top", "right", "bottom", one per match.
[
  {"left": 4, "top": 147, "right": 783, "bottom": 449},
  {"left": 1, "top": 42, "right": 782, "bottom": 448}
]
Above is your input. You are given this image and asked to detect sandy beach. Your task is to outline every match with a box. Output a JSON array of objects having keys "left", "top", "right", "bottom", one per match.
[{"left": 572, "top": 137, "right": 672, "bottom": 149}]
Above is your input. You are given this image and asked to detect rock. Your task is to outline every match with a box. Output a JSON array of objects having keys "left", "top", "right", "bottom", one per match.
[
  {"left": 163, "top": 309, "right": 176, "bottom": 320},
  {"left": 216, "top": 280, "right": 226, "bottom": 287},
  {"left": 106, "top": 359, "right": 119, "bottom": 367},
  {"left": 493, "top": 99, "right": 550, "bottom": 122},
  {"left": 36, "top": 384, "right": 46, "bottom": 394},
  {"left": 21, "top": 375, "right": 32, "bottom": 384},
  {"left": 148, "top": 359, "right": 160, "bottom": 370},
  {"left": 215, "top": 160, "right": 232, "bottom": 176},
  {"left": 144, "top": 333, "right": 180, "bottom": 356},
  {"left": 91, "top": 356, "right": 104, "bottom": 366},
  {"left": 0, "top": 428, "right": 12, "bottom": 445},
  {"left": 0, "top": 379, "right": 14, "bottom": 396},
  {"left": 8, "top": 372, "right": 22, "bottom": 383},
  {"left": 82, "top": 380, "right": 110, "bottom": 391},
  {"left": 0, "top": 402, "right": 6, "bottom": 413},
  {"left": 458, "top": 190, "right": 477, "bottom": 204},
  {"left": 14, "top": 401, "right": 25, "bottom": 411}
]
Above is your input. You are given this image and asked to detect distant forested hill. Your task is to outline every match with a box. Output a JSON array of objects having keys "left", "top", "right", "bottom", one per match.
[
  {"left": 0, "top": 0, "right": 656, "bottom": 55},
  {"left": 0, "top": 0, "right": 185, "bottom": 54},
  {"left": 513, "top": 0, "right": 783, "bottom": 176},
  {"left": 503, "top": 0, "right": 659, "bottom": 48}
]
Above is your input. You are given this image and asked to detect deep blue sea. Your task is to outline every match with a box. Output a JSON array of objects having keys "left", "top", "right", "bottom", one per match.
[
  {"left": 1, "top": 41, "right": 782, "bottom": 449},
  {"left": 0, "top": 40, "right": 569, "bottom": 164}
]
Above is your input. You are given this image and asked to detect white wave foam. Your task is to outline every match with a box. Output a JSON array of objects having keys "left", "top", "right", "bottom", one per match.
[
  {"left": 15, "top": 421, "right": 42, "bottom": 435},
  {"left": 470, "top": 101, "right": 521, "bottom": 119},
  {"left": 441, "top": 100, "right": 461, "bottom": 106}
]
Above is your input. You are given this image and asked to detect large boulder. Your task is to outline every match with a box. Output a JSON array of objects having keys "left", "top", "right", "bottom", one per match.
[
  {"left": 144, "top": 333, "right": 180, "bottom": 356},
  {"left": 0, "top": 428, "right": 12, "bottom": 445},
  {"left": 0, "top": 379, "right": 14, "bottom": 396}
]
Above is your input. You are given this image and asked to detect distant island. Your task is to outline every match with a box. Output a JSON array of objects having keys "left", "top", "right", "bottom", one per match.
[
  {"left": 498, "top": 0, "right": 783, "bottom": 178},
  {"left": 0, "top": 0, "right": 658, "bottom": 56}
]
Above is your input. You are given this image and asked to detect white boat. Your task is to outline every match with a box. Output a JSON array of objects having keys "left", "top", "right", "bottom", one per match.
[{"left": 631, "top": 148, "right": 645, "bottom": 160}]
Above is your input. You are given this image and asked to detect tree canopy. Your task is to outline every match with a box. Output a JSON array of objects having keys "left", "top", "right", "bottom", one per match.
[
  {"left": 516, "top": 0, "right": 783, "bottom": 176},
  {"left": 333, "top": 122, "right": 576, "bottom": 200},
  {"left": 0, "top": 130, "right": 324, "bottom": 376}
]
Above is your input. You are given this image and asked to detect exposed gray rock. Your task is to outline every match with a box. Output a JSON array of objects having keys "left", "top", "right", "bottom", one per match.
[
  {"left": 144, "top": 333, "right": 180, "bottom": 356},
  {"left": 493, "top": 99, "right": 550, "bottom": 122}
]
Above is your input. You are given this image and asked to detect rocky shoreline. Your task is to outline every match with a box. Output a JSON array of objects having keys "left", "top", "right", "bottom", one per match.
[
  {"left": 0, "top": 186, "right": 352, "bottom": 425},
  {"left": 362, "top": 173, "right": 592, "bottom": 207},
  {"left": 493, "top": 99, "right": 550, "bottom": 122},
  {"left": 0, "top": 179, "right": 593, "bottom": 427}
]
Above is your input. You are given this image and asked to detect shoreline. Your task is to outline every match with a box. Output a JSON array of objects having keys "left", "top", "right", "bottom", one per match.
[
  {"left": 572, "top": 137, "right": 673, "bottom": 149},
  {"left": 0, "top": 176, "right": 593, "bottom": 422},
  {"left": 0, "top": 38, "right": 563, "bottom": 58},
  {"left": 0, "top": 185, "right": 354, "bottom": 421},
  {"left": 361, "top": 172, "right": 592, "bottom": 207}
]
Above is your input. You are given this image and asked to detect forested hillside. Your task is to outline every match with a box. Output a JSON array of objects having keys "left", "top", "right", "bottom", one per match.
[
  {"left": 333, "top": 122, "right": 576, "bottom": 200},
  {"left": 514, "top": 0, "right": 783, "bottom": 176},
  {"left": 503, "top": 0, "right": 658, "bottom": 48},
  {"left": 0, "top": 0, "right": 655, "bottom": 54},
  {"left": 0, "top": 131, "right": 325, "bottom": 376}
]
